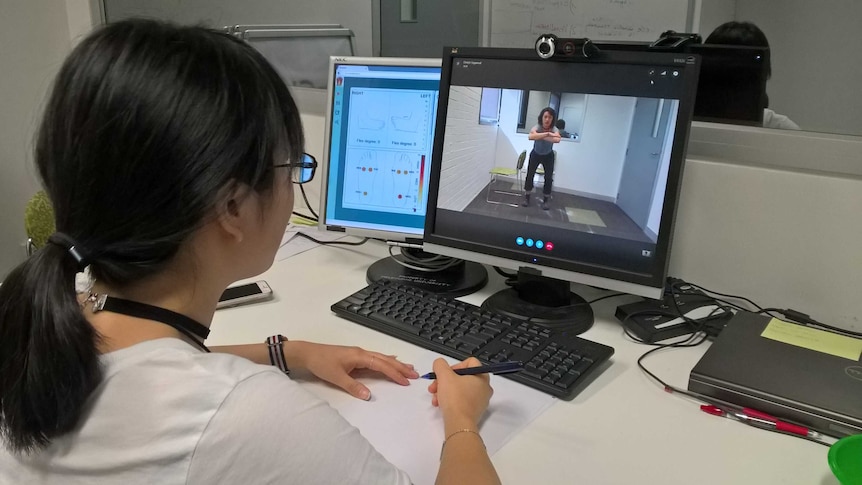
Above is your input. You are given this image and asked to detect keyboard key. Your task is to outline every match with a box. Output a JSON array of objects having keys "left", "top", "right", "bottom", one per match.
[{"left": 369, "top": 312, "right": 421, "bottom": 335}]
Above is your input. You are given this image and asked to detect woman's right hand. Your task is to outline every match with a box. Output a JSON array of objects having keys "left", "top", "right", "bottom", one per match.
[{"left": 427, "top": 357, "right": 493, "bottom": 427}]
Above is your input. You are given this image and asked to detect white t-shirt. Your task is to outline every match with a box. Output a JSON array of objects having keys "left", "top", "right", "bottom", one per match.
[
  {"left": 0, "top": 339, "right": 411, "bottom": 484},
  {"left": 763, "top": 108, "right": 801, "bottom": 130}
]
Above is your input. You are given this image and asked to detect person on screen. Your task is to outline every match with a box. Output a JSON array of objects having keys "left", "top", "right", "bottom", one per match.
[
  {"left": 705, "top": 21, "right": 801, "bottom": 130},
  {"left": 0, "top": 20, "right": 500, "bottom": 485},
  {"left": 556, "top": 118, "right": 574, "bottom": 139},
  {"left": 522, "top": 107, "right": 562, "bottom": 210}
]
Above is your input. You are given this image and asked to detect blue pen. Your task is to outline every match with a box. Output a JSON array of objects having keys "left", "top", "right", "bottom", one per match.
[{"left": 420, "top": 361, "right": 524, "bottom": 379}]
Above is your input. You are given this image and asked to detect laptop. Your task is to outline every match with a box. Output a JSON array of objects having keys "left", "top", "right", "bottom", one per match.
[{"left": 688, "top": 311, "right": 862, "bottom": 438}]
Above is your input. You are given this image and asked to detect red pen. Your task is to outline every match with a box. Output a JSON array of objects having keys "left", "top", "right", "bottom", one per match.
[{"left": 700, "top": 405, "right": 822, "bottom": 439}]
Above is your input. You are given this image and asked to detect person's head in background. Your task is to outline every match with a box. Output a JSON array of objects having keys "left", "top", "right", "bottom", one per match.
[
  {"left": 538, "top": 107, "right": 557, "bottom": 131},
  {"left": 0, "top": 19, "right": 303, "bottom": 452},
  {"left": 705, "top": 20, "right": 772, "bottom": 79},
  {"left": 703, "top": 19, "right": 800, "bottom": 128}
]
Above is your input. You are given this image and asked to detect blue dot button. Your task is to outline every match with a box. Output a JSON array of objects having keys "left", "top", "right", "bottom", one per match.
[{"left": 526, "top": 239, "right": 534, "bottom": 247}]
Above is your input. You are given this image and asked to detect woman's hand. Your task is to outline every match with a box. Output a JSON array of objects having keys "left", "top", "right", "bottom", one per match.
[
  {"left": 285, "top": 341, "right": 419, "bottom": 400},
  {"left": 427, "top": 357, "right": 493, "bottom": 429}
]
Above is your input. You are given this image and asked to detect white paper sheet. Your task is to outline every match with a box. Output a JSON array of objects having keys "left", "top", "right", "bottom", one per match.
[
  {"left": 296, "top": 351, "right": 556, "bottom": 485},
  {"left": 276, "top": 224, "right": 348, "bottom": 261}
]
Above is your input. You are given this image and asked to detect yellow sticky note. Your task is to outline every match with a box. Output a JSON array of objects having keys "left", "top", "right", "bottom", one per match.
[{"left": 762, "top": 318, "right": 862, "bottom": 361}]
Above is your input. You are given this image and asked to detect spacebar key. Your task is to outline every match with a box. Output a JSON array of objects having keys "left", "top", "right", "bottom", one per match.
[{"left": 369, "top": 313, "right": 421, "bottom": 335}]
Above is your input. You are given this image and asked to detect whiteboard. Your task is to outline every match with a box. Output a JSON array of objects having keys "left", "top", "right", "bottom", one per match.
[{"left": 490, "top": 0, "right": 693, "bottom": 48}]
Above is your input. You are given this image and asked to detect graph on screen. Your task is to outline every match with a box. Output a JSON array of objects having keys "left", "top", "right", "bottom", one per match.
[{"left": 342, "top": 87, "right": 435, "bottom": 215}]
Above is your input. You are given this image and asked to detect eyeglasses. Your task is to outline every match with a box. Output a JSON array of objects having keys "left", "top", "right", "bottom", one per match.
[{"left": 274, "top": 153, "right": 317, "bottom": 184}]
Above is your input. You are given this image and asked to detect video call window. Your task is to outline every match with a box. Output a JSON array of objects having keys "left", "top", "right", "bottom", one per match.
[
  {"left": 427, "top": 54, "right": 694, "bottom": 284},
  {"left": 437, "top": 86, "right": 679, "bottom": 247}
]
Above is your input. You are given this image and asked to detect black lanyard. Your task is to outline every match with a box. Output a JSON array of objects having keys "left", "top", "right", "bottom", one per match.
[{"left": 92, "top": 294, "right": 211, "bottom": 352}]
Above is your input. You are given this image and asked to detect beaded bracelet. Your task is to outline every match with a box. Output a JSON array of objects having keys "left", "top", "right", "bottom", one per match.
[
  {"left": 440, "top": 428, "right": 484, "bottom": 460},
  {"left": 265, "top": 335, "right": 290, "bottom": 375}
]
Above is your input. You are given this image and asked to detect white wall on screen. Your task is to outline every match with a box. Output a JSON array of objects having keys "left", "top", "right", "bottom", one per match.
[
  {"left": 437, "top": 87, "right": 498, "bottom": 211},
  {"left": 524, "top": 91, "right": 550, "bottom": 131}
]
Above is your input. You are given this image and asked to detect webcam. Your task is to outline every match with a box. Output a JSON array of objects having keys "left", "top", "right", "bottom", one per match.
[
  {"left": 535, "top": 34, "right": 600, "bottom": 59},
  {"left": 650, "top": 30, "right": 702, "bottom": 50}
]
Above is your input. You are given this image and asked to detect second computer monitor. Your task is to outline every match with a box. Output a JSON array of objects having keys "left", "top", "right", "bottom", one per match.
[
  {"left": 596, "top": 41, "right": 770, "bottom": 125},
  {"left": 319, "top": 56, "right": 487, "bottom": 295},
  {"left": 688, "top": 44, "right": 770, "bottom": 125}
]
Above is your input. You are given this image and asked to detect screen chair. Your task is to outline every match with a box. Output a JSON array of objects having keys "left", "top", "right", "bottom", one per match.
[{"left": 486, "top": 150, "right": 527, "bottom": 207}]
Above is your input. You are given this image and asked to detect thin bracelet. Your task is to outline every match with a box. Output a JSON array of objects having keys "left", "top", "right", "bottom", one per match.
[
  {"left": 440, "top": 428, "right": 484, "bottom": 460},
  {"left": 265, "top": 335, "right": 290, "bottom": 375}
]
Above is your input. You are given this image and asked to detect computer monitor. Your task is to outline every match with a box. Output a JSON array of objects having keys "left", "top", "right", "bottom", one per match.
[
  {"left": 688, "top": 44, "right": 769, "bottom": 126},
  {"left": 423, "top": 47, "right": 700, "bottom": 331},
  {"left": 319, "top": 56, "right": 487, "bottom": 296},
  {"left": 595, "top": 41, "right": 770, "bottom": 125}
]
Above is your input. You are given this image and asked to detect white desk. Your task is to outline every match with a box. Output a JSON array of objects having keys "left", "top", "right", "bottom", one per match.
[{"left": 208, "top": 239, "right": 835, "bottom": 485}]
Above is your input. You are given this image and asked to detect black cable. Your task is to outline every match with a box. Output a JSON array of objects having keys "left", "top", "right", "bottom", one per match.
[
  {"left": 683, "top": 281, "right": 766, "bottom": 313},
  {"left": 387, "top": 246, "right": 462, "bottom": 272},
  {"left": 672, "top": 280, "right": 856, "bottom": 334},
  {"left": 295, "top": 231, "right": 369, "bottom": 246},
  {"left": 756, "top": 307, "right": 862, "bottom": 338},
  {"left": 299, "top": 184, "right": 319, "bottom": 220},
  {"left": 292, "top": 211, "right": 318, "bottom": 222},
  {"left": 493, "top": 266, "right": 517, "bottom": 279},
  {"left": 587, "top": 292, "right": 629, "bottom": 305},
  {"left": 701, "top": 296, "right": 753, "bottom": 314},
  {"left": 521, "top": 291, "right": 630, "bottom": 331}
]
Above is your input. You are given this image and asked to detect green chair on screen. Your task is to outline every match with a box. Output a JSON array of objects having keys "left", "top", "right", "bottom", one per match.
[{"left": 486, "top": 150, "right": 527, "bottom": 207}]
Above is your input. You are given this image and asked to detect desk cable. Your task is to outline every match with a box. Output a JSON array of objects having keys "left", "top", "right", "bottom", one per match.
[
  {"left": 387, "top": 245, "right": 464, "bottom": 272},
  {"left": 287, "top": 193, "right": 370, "bottom": 246},
  {"left": 298, "top": 184, "right": 319, "bottom": 220},
  {"left": 292, "top": 211, "right": 317, "bottom": 223},
  {"left": 295, "top": 231, "right": 369, "bottom": 246}
]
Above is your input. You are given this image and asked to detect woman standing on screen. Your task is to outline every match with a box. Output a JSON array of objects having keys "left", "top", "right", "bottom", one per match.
[
  {"left": 0, "top": 19, "right": 499, "bottom": 485},
  {"left": 523, "top": 107, "right": 562, "bottom": 210}
]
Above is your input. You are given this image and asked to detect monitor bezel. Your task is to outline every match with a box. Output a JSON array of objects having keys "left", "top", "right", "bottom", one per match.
[
  {"left": 318, "top": 55, "right": 442, "bottom": 243},
  {"left": 423, "top": 47, "right": 701, "bottom": 299}
]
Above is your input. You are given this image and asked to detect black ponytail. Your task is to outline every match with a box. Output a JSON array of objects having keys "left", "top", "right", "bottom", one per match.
[{"left": 0, "top": 244, "right": 101, "bottom": 453}]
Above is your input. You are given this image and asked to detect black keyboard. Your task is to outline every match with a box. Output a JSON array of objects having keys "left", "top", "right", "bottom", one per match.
[{"left": 331, "top": 281, "right": 614, "bottom": 399}]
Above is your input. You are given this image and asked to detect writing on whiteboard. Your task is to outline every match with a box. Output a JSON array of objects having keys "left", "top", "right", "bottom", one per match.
[{"left": 490, "top": 0, "right": 690, "bottom": 48}]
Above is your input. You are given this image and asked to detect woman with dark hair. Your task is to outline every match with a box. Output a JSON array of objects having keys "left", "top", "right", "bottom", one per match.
[
  {"left": 706, "top": 20, "right": 800, "bottom": 130},
  {"left": 522, "top": 107, "right": 561, "bottom": 210},
  {"left": 0, "top": 19, "right": 498, "bottom": 484}
]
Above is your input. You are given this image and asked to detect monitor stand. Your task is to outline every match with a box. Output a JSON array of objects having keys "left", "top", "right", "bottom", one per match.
[
  {"left": 481, "top": 269, "right": 594, "bottom": 334},
  {"left": 366, "top": 248, "right": 488, "bottom": 298}
]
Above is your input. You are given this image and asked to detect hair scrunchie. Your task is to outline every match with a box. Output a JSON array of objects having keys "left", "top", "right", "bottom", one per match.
[{"left": 47, "top": 233, "right": 90, "bottom": 270}]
